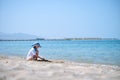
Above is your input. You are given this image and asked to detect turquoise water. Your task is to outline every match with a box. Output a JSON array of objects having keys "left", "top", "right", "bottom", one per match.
[{"left": 0, "top": 40, "right": 120, "bottom": 66}]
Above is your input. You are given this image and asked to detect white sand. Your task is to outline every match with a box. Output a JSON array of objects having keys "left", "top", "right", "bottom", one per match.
[{"left": 0, "top": 56, "right": 120, "bottom": 80}]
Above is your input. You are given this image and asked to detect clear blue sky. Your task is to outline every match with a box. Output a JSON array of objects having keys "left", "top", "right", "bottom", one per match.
[{"left": 0, "top": 0, "right": 120, "bottom": 38}]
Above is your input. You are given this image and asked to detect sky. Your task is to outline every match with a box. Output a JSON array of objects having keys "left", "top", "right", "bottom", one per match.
[{"left": 0, "top": 0, "right": 120, "bottom": 39}]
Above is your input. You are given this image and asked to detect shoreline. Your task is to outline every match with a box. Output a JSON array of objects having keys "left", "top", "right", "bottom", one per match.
[
  {"left": 0, "top": 54, "right": 120, "bottom": 67},
  {"left": 0, "top": 55, "right": 120, "bottom": 80}
]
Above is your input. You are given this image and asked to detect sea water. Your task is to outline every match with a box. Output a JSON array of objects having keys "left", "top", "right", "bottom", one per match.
[{"left": 0, "top": 40, "right": 120, "bottom": 66}]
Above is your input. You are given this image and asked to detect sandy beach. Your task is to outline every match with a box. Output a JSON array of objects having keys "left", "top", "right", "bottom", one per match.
[{"left": 0, "top": 56, "right": 120, "bottom": 80}]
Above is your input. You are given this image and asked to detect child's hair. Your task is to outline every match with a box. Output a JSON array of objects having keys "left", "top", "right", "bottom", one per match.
[{"left": 33, "top": 46, "right": 37, "bottom": 51}]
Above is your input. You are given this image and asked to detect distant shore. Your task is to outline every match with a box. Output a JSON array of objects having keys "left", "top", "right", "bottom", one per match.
[
  {"left": 0, "top": 38, "right": 119, "bottom": 41},
  {"left": 0, "top": 55, "right": 120, "bottom": 80}
]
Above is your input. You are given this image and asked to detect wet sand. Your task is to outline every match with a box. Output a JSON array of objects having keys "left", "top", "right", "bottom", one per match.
[{"left": 0, "top": 56, "right": 120, "bottom": 80}]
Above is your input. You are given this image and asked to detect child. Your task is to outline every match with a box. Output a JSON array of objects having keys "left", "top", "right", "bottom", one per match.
[{"left": 26, "top": 42, "right": 45, "bottom": 60}]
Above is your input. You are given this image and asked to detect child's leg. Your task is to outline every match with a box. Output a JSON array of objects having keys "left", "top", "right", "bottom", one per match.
[{"left": 27, "top": 55, "right": 37, "bottom": 60}]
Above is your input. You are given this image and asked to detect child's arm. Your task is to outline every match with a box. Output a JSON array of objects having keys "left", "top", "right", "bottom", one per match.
[{"left": 36, "top": 50, "right": 45, "bottom": 60}]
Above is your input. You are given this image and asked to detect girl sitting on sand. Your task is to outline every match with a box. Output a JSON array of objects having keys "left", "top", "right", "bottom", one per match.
[{"left": 26, "top": 42, "right": 45, "bottom": 60}]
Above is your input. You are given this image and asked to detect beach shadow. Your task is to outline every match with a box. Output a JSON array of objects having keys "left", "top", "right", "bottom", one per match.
[
  {"left": 37, "top": 59, "right": 52, "bottom": 62},
  {"left": 37, "top": 59, "right": 64, "bottom": 63}
]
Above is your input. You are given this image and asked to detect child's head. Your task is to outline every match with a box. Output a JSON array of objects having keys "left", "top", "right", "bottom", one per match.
[{"left": 32, "top": 42, "right": 41, "bottom": 49}]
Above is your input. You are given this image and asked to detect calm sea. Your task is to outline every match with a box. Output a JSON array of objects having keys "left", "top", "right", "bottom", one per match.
[{"left": 0, "top": 40, "right": 120, "bottom": 66}]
